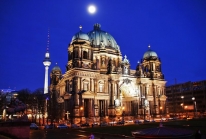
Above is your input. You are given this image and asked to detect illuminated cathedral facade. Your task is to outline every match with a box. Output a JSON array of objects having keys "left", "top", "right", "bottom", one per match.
[{"left": 49, "top": 24, "right": 167, "bottom": 124}]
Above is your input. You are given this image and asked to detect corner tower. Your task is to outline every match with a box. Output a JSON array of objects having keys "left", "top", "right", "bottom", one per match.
[
  {"left": 43, "top": 30, "right": 51, "bottom": 94},
  {"left": 136, "top": 45, "right": 167, "bottom": 118}
]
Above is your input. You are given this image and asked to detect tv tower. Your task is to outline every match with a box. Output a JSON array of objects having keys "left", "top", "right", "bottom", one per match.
[{"left": 43, "top": 29, "right": 51, "bottom": 94}]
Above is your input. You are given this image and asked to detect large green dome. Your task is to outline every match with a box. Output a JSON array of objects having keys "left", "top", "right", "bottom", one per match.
[{"left": 87, "top": 23, "right": 120, "bottom": 50}]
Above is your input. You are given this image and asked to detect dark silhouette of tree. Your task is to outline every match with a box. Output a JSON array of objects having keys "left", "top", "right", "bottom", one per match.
[{"left": 17, "top": 89, "right": 31, "bottom": 105}]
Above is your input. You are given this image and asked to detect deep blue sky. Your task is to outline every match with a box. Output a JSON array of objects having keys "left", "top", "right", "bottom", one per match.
[{"left": 0, "top": 0, "right": 206, "bottom": 91}]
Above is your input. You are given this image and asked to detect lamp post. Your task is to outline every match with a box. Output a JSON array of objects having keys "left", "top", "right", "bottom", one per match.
[
  {"left": 80, "top": 106, "right": 83, "bottom": 124},
  {"left": 160, "top": 106, "right": 163, "bottom": 120},
  {"left": 185, "top": 106, "right": 188, "bottom": 118},
  {"left": 192, "top": 97, "right": 197, "bottom": 118},
  {"left": 180, "top": 103, "right": 184, "bottom": 118},
  {"left": 181, "top": 96, "right": 184, "bottom": 118},
  {"left": 122, "top": 106, "right": 125, "bottom": 122}
]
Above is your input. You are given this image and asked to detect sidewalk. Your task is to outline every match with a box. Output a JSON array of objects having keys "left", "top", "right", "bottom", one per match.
[{"left": 0, "top": 134, "right": 11, "bottom": 139}]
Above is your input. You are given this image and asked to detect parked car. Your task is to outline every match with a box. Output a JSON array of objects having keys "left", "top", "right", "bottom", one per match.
[
  {"left": 81, "top": 123, "right": 90, "bottom": 127},
  {"left": 116, "top": 121, "right": 125, "bottom": 125},
  {"left": 134, "top": 120, "right": 142, "bottom": 124},
  {"left": 91, "top": 122, "right": 99, "bottom": 127},
  {"left": 99, "top": 122, "right": 108, "bottom": 126},
  {"left": 144, "top": 120, "right": 150, "bottom": 123},
  {"left": 44, "top": 124, "right": 55, "bottom": 129},
  {"left": 108, "top": 121, "right": 116, "bottom": 125},
  {"left": 30, "top": 123, "right": 38, "bottom": 130},
  {"left": 125, "top": 120, "right": 133, "bottom": 123},
  {"left": 57, "top": 124, "right": 68, "bottom": 129},
  {"left": 71, "top": 124, "right": 81, "bottom": 128}
]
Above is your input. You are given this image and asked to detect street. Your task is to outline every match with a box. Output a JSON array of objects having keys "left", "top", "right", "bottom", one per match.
[{"left": 30, "top": 129, "right": 90, "bottom": 139}]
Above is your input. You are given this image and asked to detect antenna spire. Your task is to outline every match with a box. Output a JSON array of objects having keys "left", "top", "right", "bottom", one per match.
[{"left": 47, "top": 28, "right": 50, "bottom": 51}]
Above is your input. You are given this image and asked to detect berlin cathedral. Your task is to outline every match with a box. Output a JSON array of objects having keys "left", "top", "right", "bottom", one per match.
[{"left": 48, "top": 23, "right": 167, "bottom": 124}]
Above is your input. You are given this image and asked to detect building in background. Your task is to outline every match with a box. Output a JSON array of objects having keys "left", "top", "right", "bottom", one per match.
[
  {"left": 166, "top": 80, "right": 206, "bottom": 118},
  {"left": 49, "top": 24, "right": 167, "bottom": 124}
]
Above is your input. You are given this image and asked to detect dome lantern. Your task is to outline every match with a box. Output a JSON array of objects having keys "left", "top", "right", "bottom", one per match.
[
  {"left": 143, "top": 45, "right": 158, "bottom": 60},
  {"left": 71, "top": 25, "right": 90, "bottom": 41}
]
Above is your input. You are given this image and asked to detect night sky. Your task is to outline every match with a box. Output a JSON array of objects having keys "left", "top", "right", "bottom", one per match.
[{"left": 0, "top": 0, "right": 206, "bottom": 91}]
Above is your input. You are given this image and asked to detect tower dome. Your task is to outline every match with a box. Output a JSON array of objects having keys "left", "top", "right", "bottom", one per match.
[
  {"left": 87, "top": 23, "right": 120, "bottom": 50},
  {"left": 52, "top": 64, "right": 61, "bottom": 73},
  {"left": 72, "top": 25, "right": 89, "bottom": 41},
  {"left": 143, "top": 45, "right": 158, "bottom": 60}
]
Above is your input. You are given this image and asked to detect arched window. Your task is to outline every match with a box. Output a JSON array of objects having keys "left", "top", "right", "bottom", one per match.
[
  {"left": 83, "top": 51, "right": 88, "bottom": 59},
  {"left": 99, "top": 81, "right": 104, "bottom": 92},
  {"left": 74, "top": 49, "right": 78, "bottom": 58}
]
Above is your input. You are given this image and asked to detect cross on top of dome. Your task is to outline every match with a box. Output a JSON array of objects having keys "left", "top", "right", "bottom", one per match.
[{"left": 79, "top": 25, "right": 82, "bottom": 30}]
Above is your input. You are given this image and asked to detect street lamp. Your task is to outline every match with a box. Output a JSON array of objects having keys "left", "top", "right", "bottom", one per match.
[
  {"left": 180, "top": 103, "right": 184, "bottom": 118},
  {"left": 192, "top": 97, "right": 197, "bottom": 118},
  {"left": 80, "top": 106, "right": 83, "bottom": 124},
  {"left": 184, "top": 106, "right": 188, "bottom": 118},
  {"left": 181, "top": 96, "right": 184, "bottom": 117},
  {"left": 122, "top": 106, "right": 125, "bottom": 122},
  {"left": 160, "top": 106, "right": 163, "bottom": 120}
]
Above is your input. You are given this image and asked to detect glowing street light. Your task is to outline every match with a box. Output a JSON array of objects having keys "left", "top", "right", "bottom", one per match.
[
  {"left": 160, "top": 106, "right": 163, "bottom": 120},
  {"left": 80, "top": 106, "right": 83, "bottom": 124},
  {"left": 180, "top": 96, "right": 184, "bottom": 118},
  {"left": 184, "top": 105, "right": 188, "bottom": 118},
  {"left": 192, "top": 97, "right": 197, "bottom": 118}
]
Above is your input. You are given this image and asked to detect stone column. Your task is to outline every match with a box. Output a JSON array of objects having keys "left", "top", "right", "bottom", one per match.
[
  {"left": 73, "top": 77, "right": 79, "bottom": 118},
  {"left": 79, "top": 77, "right": 82, "bottom": 93},
  {"left": 104, "top": 80, "right": 106, "bottom": 93},
  {"left": 116, "top": 80, "right": 119, "bottom": 100},
  {"left": 78, "top": 47, "right": 81, "bottom": 58},
  {"left": 90, "top": 78, "right": 93, "bottom": 92},
  {"left": 93, "top": 79, "right": 98, "bottom": 116},
  {"left": 109, "top": 80, "right": 115, "bottom": 106},
  {"left": 140, "top": 84, "right": 143, "bottom": 106},
  {"left": 74, "top": 77, "right": 79, "bottom": 106},
  {"left": 153, "top": 84, "right": 157, "bottom": 117},
  {"left": 108, "top": 79, "right": 115, "bottom": 116}
]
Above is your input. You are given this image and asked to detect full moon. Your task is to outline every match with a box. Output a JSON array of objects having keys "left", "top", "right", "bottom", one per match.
[{"left": 88, "top": 5, "right": 96, "bottom": 14}]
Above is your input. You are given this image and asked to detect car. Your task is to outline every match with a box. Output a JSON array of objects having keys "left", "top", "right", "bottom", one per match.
[
  {"left": 125, "top": 120, "right": 133, "bottom": 123},
  {"left": 134, "top": 120, "right": 142, "bottom": 124},
  {"left": 108, "top": 121, "right": 116, "bottom": 125},
  {"left": 91, "top": 122, "right": 99, "bottom": 127},
  {"left": 116, "top": 121, "right": 125, "bottom": 125},
  {"left": 30, "top": 123, "right": 38, "bottom": 130},
  {"left": 57, "top": 124, "right": 68, "bottom": 129},
  {"left": 71, "top": 124, "right": 81, "bottom": 128},
  {"left": 99, "top": 122, "right": 108, "bottom": 126},
  {"left": 144, "top": 120, "right": 150, "bottom": 123},
  {"left": 150, "top": 120, "right": 156, "bottom": 122},
  {"left": 81, "top": 123, "right": 90, "bottom": 127},
  {"left": 44, "top": 124, "right": 55, "bottom": 129}
]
